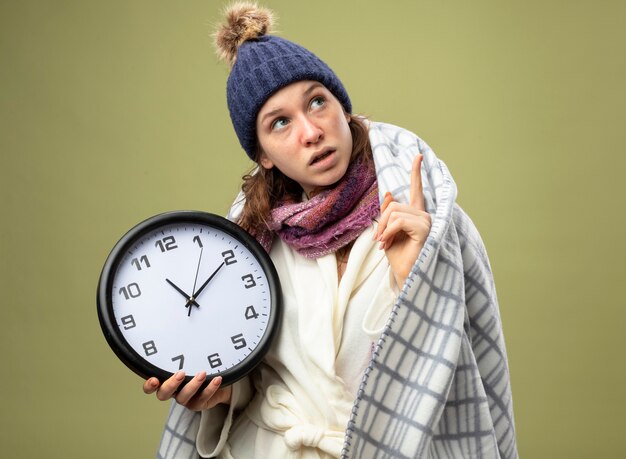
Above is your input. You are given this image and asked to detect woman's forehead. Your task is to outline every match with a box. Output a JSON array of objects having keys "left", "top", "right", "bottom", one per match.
[{"left": 259, "top": 81, "right": 328, "bottom": 114}]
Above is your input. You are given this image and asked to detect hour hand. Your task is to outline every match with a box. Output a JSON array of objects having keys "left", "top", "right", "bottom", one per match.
[{"left": 165, "top": 278, "right": 200, "bottom": 309}]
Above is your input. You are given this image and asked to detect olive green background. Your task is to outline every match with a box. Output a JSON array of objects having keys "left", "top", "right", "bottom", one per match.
[{"left": 1, "top": 0, "right": 624, "bottom": 457}]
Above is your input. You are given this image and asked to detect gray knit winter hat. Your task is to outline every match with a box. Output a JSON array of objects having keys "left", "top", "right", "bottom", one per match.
[{"left": 214, "top": 2, "right": 352, "bottom": 159}]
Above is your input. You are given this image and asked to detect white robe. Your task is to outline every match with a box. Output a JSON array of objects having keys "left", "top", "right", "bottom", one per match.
[{"left": 196, "top": 224, "right": 397, "bottom": 458}]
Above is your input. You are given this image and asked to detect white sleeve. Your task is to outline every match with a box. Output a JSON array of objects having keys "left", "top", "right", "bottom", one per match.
[
  {"left": 361, "top": 266, "right": 400, "bottom": 340},
  {"left": 195, "top": 376, "right": 254, "bottom": 458}
]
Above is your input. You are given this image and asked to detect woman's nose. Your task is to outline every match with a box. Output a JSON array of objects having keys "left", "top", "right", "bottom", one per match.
[{"left": 299, "top": 117, "right": 323, "bottom": 145}]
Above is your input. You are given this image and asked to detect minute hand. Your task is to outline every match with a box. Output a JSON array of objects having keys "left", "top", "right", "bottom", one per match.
[{"left": 185, "top": 261, "right": 225, "bottom": 307}]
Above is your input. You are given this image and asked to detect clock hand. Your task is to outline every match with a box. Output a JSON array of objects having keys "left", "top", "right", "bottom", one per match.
[
  {"left": 185, "top": 261, "right": 225, "bottom": 309},
  {"left": 187, "top": 247, "right": 204, "bottom": 317},
  {"left": 165, "top": 278, "right": 200, "bottom": 309}
]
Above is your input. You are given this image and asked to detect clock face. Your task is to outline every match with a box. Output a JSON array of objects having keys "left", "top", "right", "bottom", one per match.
[{"left": 97, "top": 212, "right": 281, "bottom": 386}]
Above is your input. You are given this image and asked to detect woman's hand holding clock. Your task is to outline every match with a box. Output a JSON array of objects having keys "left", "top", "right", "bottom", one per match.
[{"left": 143, "top": 371, "right": 232, "bottom": 410}]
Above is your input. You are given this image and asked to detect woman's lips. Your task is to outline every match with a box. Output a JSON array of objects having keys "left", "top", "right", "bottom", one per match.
[{"left": 310, "top": 148, "right": 336, "bottom": 165}]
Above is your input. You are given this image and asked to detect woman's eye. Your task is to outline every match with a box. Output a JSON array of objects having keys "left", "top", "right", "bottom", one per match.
[
  {"left": 310, "top": 96, "right": 325, "bottom": 109},
  {"left": 271, "top": 118, "right": 289, "bottom": 130}
]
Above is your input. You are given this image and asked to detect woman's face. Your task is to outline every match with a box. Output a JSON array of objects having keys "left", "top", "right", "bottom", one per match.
[{"left": 255, "top": 80, "right": 353, "bottom": 196}]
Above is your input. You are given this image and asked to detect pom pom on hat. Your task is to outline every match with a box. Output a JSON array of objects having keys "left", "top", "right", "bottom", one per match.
[
  {"left": 214, "top": 2, "right": 275, "bottom": 67},
  {"left": 214, "top": 2, "right": 352, "bottom": 160}
]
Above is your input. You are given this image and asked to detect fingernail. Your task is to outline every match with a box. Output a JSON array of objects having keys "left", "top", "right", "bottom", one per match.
[
  {"left": 195, "top": 371, "right": 206, "bottom": 381},
  {"left": 213, "top": 376, "right": 222, "bottom": 386},
  {"left": 175, "top": 371, "right": 185, "bottom": 381}
]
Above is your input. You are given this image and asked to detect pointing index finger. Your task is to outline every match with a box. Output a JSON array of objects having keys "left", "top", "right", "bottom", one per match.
[{"left": 410, "top": 154, "right": 425, "bottom": 211}]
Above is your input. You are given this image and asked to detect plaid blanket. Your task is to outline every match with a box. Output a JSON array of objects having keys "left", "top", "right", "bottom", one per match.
[{"left": 156, "top": 121, "right": 517, "bottom": 458}]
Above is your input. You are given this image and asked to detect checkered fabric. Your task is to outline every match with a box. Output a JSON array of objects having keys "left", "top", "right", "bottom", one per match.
[
  {"left": 341, "top": 122, "right": 517, "bottom": 459},
  {"left": 156, "top": 121, "right": 517, "bottom": 459},
  {"left": 157, "top": 400, "right": 201, "bottom": 459}
]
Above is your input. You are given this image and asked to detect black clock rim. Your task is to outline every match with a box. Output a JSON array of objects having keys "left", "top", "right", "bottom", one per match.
[{"left": 96, "top": 210, "right": 282, "bottom": 388}]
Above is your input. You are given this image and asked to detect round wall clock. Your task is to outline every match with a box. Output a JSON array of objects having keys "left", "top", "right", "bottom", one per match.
[{"left": 97, "top": 211, "right": 282, "bottom": 388}]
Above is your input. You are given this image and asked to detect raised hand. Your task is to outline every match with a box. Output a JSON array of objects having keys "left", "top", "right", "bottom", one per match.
[{"left": 375, "top": 154, "right": 432, "bottom": 288}]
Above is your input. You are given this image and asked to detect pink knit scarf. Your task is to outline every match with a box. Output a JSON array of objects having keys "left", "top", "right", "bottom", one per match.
[{"left": 255, "top": 159, "right": 380, "bottom": 259}]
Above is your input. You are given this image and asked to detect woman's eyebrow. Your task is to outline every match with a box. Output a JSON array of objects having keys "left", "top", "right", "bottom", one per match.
[
  {"left": 302, "top": 82, "right": 324, "bottom": 97},
  {"left": 260, "top": 107, "right": 283, "bottom": 124},
  {"left": 260, "top": 83, "right": 324, "bottom": 124}
]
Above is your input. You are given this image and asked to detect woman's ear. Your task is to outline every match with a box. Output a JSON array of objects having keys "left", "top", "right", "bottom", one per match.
[{"left": 259, "top": 151, "right": 274, "bottom": 170}]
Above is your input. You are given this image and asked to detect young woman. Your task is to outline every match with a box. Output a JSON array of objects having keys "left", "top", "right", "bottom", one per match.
[{"left": 146, "top": 3, "right": 517, "bottom": 458}]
